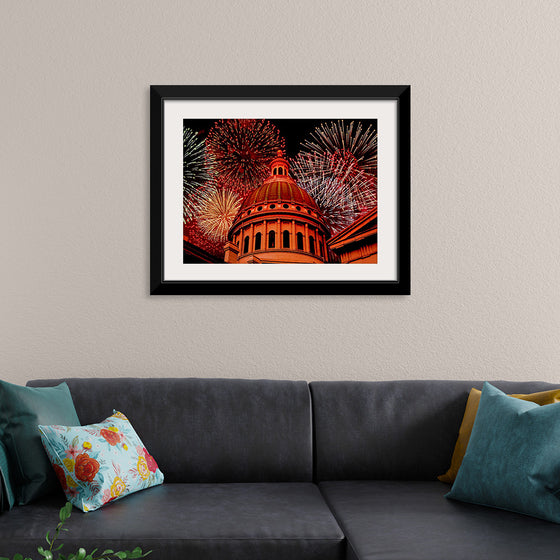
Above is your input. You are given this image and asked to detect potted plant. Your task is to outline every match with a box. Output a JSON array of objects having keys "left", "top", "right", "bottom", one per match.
[{"left": 0, "top": 502, "right": 151, "bottom": 560}]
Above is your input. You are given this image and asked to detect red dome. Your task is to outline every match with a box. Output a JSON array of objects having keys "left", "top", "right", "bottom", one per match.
[
  {"left": 224, "top": 151, "right": 330, "bottom": 264},
  {"left": 240, "top": 179, "right": 320, "bottom": 211}
]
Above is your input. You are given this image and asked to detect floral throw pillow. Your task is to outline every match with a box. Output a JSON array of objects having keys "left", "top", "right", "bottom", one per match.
[{"left": 39, "top": 411, "right": 164, "bottom": 512}]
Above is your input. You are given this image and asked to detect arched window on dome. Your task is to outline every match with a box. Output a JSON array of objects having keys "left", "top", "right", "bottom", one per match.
[
  {"left": 309, "top": 236, "right": 315, "bottom": 255},
  {"left": 296, "top": 232, "right": 304, "bottom": 251},
  {"left": 254, "top": 232, "right": 262, "bottom": 251},
  {"left": 243, "top": 236, "right": 249, "bottom": 254},
  {"left": 283, "top": 230, "right": 290, "bottom": 249},
  {"left": 268, "top": 230, "right": 275, "bottom": 248}
]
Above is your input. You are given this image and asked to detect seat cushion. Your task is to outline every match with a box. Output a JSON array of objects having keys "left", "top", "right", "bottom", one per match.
[
  {"left": 319, "top": 481, "right": 560, "bottom": 560},
  {"left": 0, "top": 483, "right": 344, "bottom": 560}
]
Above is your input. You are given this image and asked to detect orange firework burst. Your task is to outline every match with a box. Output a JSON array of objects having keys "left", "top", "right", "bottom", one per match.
[{"left": 196, "top": 184, "right": 242, "bottom": 243}]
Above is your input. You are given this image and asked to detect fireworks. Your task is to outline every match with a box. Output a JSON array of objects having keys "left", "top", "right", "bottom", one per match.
[
  {"left": 292, "top": 120, "right": 377, "bottom": 234},
  {"left": 290, "top": 154, "right": 357, "bottom": 232},
  {"left": 183, "top": 218, "right": 224, "bottom": 257},
  {"left": 183, "top": 118, "right": 377, "bottom": 260},
  {"left": 196, "top": 183, "right": 242, "bottom": 243},
  {"left": 206, "top": 119, "right": 285, "bottom": 192},
  {"left": 183, "top": 127, "right": 211, "bottom": 222},
  {"left": 302, "top": 120, "right": 377, "bottom": 176}
]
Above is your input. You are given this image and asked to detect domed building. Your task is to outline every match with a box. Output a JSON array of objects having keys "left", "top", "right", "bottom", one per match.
[{"left": 224, "top": 151, "right": 331, "bottom": 263}]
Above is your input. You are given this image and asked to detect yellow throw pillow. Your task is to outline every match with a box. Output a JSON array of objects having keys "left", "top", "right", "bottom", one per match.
[{"left": 438, "top": 387, "right": 560, "bottom": 484}]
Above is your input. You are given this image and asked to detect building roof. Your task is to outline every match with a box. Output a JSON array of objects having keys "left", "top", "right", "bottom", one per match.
[
  {"left": 237, "top": 149, "right": 320, "bottom": 212},
  {"left": 240, "top": 180, "right": 320, "bottom": 211},
  {"left": 327, "top": 207, "right": 378, "bottom": 251}
]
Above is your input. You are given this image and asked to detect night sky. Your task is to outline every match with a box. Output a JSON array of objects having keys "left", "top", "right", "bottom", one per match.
[{"left": 183, "top": 118, "right": 377, "bottom": 158}]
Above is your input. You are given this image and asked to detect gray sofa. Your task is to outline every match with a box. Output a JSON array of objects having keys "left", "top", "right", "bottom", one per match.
[{"left": 1, "top": 377, "right": 559, "bottom": 560}]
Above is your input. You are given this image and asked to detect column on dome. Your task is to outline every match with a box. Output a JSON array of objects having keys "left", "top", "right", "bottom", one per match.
[
  {"left": 291, "top": 220, "right": 295, "bottom": 249},
  {"left": 304, "top": 223, "right": 310, "bottom": 253}
]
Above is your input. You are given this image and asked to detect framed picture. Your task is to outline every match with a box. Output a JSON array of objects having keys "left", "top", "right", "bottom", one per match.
[{"left": 151, "top": 85, "right": 410, "bottom": 295}]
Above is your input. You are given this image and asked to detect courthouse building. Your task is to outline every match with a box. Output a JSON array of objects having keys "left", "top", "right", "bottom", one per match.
[
  {"left": 224, "top": 151, "right": 331, "bottom": 263},
  {"left": 220, "top": 150, "right": 377, "bottom": 264}
]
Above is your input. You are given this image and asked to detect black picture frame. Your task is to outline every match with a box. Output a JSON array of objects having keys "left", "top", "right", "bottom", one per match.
[{"left": 150, "top": 85, "right": 410, "bottom": 295}]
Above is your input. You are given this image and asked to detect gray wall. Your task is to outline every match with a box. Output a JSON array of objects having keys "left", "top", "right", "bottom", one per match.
[{"left": 2, "top": 1, "right": 560, "bottom": 384}]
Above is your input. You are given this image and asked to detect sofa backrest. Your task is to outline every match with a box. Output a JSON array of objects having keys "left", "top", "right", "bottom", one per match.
[
  {"left": 310, "top": 380, "right": 560, "bottom": 481},
  {"left": 27, "top": 378, "right": 313, "bottom": 483}
]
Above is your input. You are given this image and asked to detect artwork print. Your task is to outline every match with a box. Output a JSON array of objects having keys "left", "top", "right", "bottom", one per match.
[
  {"left": 151, "top": 85, "right": 410, "bottom": 295},
  {"left": 182, "top": 119, "right": 378, "bottom": 265}
]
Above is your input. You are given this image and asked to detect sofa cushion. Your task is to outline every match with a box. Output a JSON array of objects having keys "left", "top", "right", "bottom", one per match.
[
  {"left": 0, "top": 380, "right": 80, "bottom": 505},
  {"left": 0, "top": 440, "right": 15, "bottom": 511},
  {"left": 310, "top": 380, "right": 560, "bottom": 480},
  {"left": 39, "top": 411, "right": 164, "bottom": 512},
  {"left": 319, "top": 481, "right": 560, "bottom": 560},
  {"left": 27, "top": 378, "right": 313, "bottom": 483},
  {"left": 438, "top": 386, "right": 560, "bottom": 484},
  {"left": 446, "top": 382, "right": 560, "bottom": 523},
  {"left": 0, "top": 483, "right": 344, "bottom": 560}
]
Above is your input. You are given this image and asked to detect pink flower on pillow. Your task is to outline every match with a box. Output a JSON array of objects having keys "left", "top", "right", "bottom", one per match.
[{"left": 66, "top": 444, "right": 81, "bottom": 459}]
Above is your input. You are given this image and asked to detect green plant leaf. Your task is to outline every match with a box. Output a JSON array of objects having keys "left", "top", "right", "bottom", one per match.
[
  {"left": 19, "top": 500, "right": 147, "bottom": 560},
  {"left": 0, "top": 556, "right": 9, "bottom": 560}
]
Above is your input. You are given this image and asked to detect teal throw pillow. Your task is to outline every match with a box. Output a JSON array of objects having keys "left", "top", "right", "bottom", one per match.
[
  {"left": 0, "top": 380, "right": 80, "bottom": 505},
  {"left": 446, "top": 382, "right": 560, "bottom": 523},
  {"left": 0, "top": 440, "right": 15, "bottom": 511},
  {"left": 39, "top": 411, "right": 164, "bottom": 512}
]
